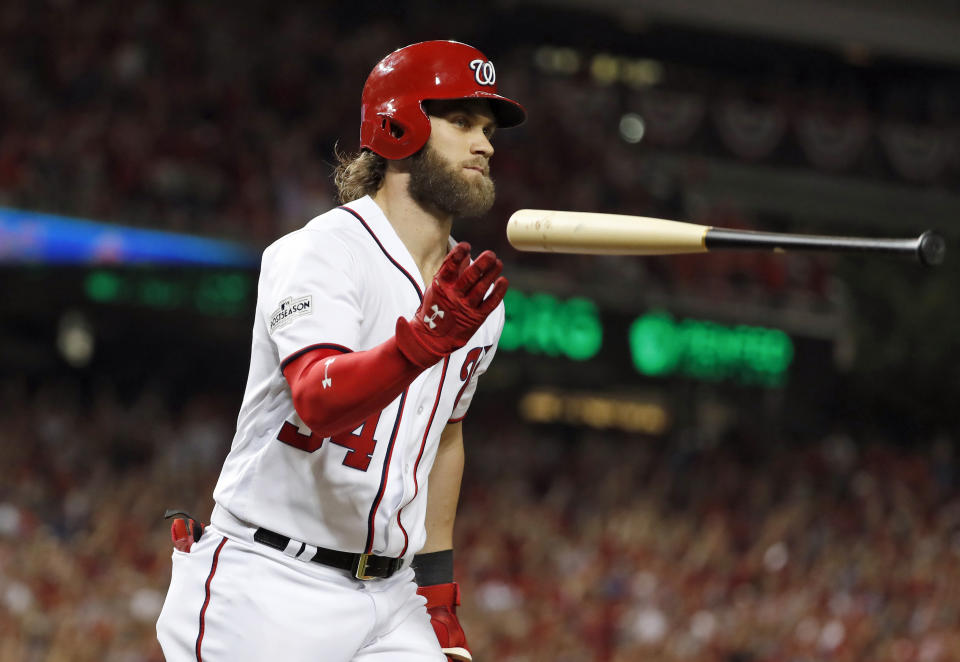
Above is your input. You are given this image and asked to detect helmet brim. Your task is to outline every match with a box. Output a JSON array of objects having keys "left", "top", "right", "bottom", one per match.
[
  {"left": 426, "top": 92, "right": 526, "bottom": 129},
  {"left": 484, "top": 94, "right": 527, "bottom": 129}
]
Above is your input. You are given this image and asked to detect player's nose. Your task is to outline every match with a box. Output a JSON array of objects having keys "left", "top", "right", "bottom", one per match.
[{"left": 471, "top": 129, "right": 494, "bottom": 159}]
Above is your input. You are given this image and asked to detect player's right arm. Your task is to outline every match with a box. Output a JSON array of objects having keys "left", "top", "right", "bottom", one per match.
[
  {"left": 282, "top": 338, "right": 418, "bottom": 437},
  {"left": 283, "top": 242, "right": 506, "bottom": 438}
]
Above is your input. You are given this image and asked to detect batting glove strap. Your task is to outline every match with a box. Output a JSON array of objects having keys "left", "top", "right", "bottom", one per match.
[
  {"left": 418, "top": 582, "right": 471, "bottom": 662},
  {"left": 419, "top": 581, "right": 461, "bottom": 608},
  {"left": 394, "top": 316, "right": 448, "bottom": 369}
]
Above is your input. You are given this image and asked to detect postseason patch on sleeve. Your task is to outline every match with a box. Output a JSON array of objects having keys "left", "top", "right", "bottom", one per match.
[{"left": 269, "top": 295, "right": 313, "bottom": 333}]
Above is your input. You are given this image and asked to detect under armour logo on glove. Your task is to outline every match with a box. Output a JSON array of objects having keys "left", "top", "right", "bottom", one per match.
[
  {"left": 424, "top": 305, "right": 445, "bottom": 329},
  {"left": 394, "top": 242, "right": 508, "bottom": 369}
]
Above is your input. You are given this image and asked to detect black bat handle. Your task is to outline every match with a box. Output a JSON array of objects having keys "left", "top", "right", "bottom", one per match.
[{"left": 704, "top": 228, "right": 945, "bottom": 266}]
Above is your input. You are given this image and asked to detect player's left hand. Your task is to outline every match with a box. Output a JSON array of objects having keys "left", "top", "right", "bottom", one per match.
[{"left": 417, "top": 582, "right": 472, "bottom": 661}]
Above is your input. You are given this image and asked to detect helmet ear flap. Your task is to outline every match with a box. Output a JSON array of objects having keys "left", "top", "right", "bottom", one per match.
[
  {"left": 380, "top": 116, "right": 405, "bottom": 139},
  {"left": 365, "top": 105, "right": 430, "bottom": 159}
]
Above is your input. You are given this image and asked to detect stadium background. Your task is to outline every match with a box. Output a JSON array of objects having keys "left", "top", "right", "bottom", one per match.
[{"left": 2, "top": 1, "right": 959, "bottom": 660}]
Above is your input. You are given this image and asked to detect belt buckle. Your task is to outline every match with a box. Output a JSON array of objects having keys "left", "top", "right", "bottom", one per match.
[{"left": 352, "top": 553, "right": 375, "bottom": 581}]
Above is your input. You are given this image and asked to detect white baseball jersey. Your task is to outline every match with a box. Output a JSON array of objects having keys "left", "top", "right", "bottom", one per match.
[{"left": 211, "top": 194, "right": 503, "bottom": 561}]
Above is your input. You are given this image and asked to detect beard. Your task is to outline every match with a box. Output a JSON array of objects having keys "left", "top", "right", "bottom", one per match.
[{"left": 407, "top": 144, "right": 495, "bottom": 219}]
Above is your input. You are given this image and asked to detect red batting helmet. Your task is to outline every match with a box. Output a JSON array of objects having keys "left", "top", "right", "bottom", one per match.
[{"left": 360, "top": 40, "right": 526, "bottom": 160}]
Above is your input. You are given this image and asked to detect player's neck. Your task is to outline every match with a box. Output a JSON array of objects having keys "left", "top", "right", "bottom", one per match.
[{"left": 371, "top": 181, "right": 453, "bottom": 282}]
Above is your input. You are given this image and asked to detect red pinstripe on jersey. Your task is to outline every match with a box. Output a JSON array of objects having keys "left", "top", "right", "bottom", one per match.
[
  {"left": 339, "top": 204, "right": 429, "bottom": 555},
  {"left": 339, "top": 205, "right": 423, "bottom": 301},
  {"left": 397, "top": 355, "right": 450, "bottom": 557},
  {"left": 364, "top": 389, "right": 408, "bottom": 553}
]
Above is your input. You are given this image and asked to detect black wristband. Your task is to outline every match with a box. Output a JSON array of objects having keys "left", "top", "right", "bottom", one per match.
[{"left": 412, "top": 549, "right": 454, "bottom": 586}]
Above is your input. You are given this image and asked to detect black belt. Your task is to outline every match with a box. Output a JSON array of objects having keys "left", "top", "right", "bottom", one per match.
[{"left": 253, "top": 527, "right": 403, "bottom": 580}]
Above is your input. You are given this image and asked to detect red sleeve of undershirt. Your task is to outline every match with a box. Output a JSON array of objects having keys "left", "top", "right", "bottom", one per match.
[{"left": 281, "top": 335, "right": 425, "bottom": 438}]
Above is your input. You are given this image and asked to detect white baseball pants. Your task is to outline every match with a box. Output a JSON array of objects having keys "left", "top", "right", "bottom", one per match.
[{"left": 156, "top": 519, "right": 445, "bottom": 662}]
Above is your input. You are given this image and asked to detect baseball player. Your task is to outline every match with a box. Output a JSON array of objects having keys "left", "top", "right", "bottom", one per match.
[{"left": 156, "top": 40, "right": 525, "bottom": 662}]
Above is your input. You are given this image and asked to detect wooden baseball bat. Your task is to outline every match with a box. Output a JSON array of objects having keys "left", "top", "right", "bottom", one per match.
[{"left": 506, "top": 210, "right": 945, "bottom": 266}]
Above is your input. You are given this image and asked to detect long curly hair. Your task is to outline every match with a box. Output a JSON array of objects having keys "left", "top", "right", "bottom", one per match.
[{"left": 333, "top": 146, "right": 388, "bottom": 203}]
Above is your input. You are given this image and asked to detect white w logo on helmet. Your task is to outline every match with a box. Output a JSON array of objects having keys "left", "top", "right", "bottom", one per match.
[{"left": 469, "top": 59, "right": 496, "bottom": 86}]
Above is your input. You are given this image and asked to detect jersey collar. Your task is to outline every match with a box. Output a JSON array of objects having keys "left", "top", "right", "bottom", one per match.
[{"left": 347, "top": 195, "right": 460, "bottom": 290}]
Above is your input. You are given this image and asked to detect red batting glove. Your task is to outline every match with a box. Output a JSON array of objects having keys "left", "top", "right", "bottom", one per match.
[
  {"left": 396, "top": 242, "right": 507, "bottom": 369},
  {"left": 165, "top": 510, "right": 204, "bottom": 553},
  {"left": 418, "top": 582, "right": 471, "bottom": 661}
]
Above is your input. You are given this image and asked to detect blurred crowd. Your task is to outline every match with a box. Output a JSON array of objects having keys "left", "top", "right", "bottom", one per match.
[
  {"left": 0, "top": 378, "right": 229, "bottom": 662},
  {"left": 458, "top": 414, "right": 960, "bottom": 662},
  {"left": 3, "top": 0, "right": 938, "bottom": 310},
  {"left": 1, "top": 378, "right": 958, "bottom": 662}
]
